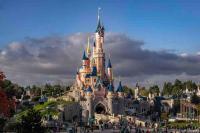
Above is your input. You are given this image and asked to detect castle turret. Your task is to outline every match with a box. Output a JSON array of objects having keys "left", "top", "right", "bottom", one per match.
[
  {"left": 107, "top": 83, "right": 114, "bottom": 114},
  {"left": 82, "top": 50, "right": 90, "bottom": 71},
  {"left": 116, "top": 81, "right": 124, "bottom": 97},
  {"left": 134, "top": 83, "right": 139, "bottom": 99},
  {"left": 82, "top": 50, "right": 88, "bottom": 67},
  {"left": 116, "top": 81, "right": 125, "bottom": 115},
  {"left": 107, "top": 58, "right": 113, "bottom": 82},
  {"left": 86, "top": 86, "right": 93, "bottom": 119}
]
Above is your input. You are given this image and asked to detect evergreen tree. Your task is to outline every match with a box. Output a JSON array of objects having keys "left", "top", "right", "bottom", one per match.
[
  {"left": 20, "top": 108, "right": 45, "bottom": 133},
  {"left": 162, "top": 82, "right": 172, "bottom": 96},
  {"left": 149, "top": 85, "right": 160, "bottom": 95}
]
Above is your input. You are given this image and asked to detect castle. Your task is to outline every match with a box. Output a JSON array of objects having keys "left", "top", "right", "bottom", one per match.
[{"left": 71, "top": 9, "right": 126, "bottom": 121}]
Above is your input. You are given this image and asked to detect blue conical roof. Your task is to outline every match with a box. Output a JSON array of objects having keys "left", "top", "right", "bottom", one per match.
[
  {"left": 91, "top": 66, "right": 97, "bottom": 76},
  {"left": 86, "top": 86, "right": 93, "bottom": 92},
  {"left": 108, "top": 83, "right": 114, "bottom": 92},
  {"left": 107, "top": 58, "right": 112, "bottom": 68},
  {"left": 82, "top": 50, "right": 88, "bottom": 60},
  {"left": 96, "top": 18, "right": 101, "bottom": 32},
  {"left": 116, "top": 81, "right": 123, "bottom": 92}
]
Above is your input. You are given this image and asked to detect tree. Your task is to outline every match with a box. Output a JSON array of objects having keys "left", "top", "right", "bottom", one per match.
[
  {"left": 184, "top": 80, "right": 197, "bottom": 92},
  {"left": 162, "top": 82, "right": 172, "bottom": 96},
  {"left": 172, "top": 79, "right": 183, "bottom": 96},
  {"left": 0, "top": 117, "right": 6, "bottom": 132},
  {"left": 139, "top": 87, "right": 149, "bottom": 97},
  {"left": 172, "top": 100, "right": 180, "bottom": 116},
  {"left": 0, "top": 71, "right": 6, "bottom": 82},
  {"left": 123, "top": 85, "right": 134, "bottom": 96},
  {"left": 149, "top": 85, "right": 160, "bottom": 95},
  {"left": 0, "top": 79, "right": 24, "bottom": 99},
  {"left": 0, "top": 90, "right": 10, "bottom": 117},
  {"left": 191, "top": 94, "right": 200, "bottom": 104},
  {"left": 30, "top": 85, "right": 41, "bottom": 96},
  {"left": 0, "top": 90, "right": 15, "bottom": 117},
  {"left": 20, "top": 108, "right": 45, "bottom": 133}
]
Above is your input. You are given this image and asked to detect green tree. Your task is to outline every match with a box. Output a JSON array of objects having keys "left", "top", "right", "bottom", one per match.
[
  {"left": 149, "top": 85, "right": 160, "bottom": 95},
  {"left": 20, "top": 108, "right": 45, "bottom": 133},
  {"left": 123, "top": 85, "right": 134, "bottom": 96},
  {"left": 30, "top": 85, "right": 41, "bottom": 96},
  {"left": 0, "top": 118, "right": 6, "bottom": 132},
  {"left": 184, "top": 80, "right": 197, "bottom": 92},
  {"left": 172, "top": 79, "right": 183, "bottom": 96},
  {"left": 172, "top": 100, "right": 180, "bottom": 116},
  {"left": 162, "top": 82, "right": 173, "bottom": 96},
  {"left": 191, "top": 94, "right": 200, "bottom": 104},
  {"left": 139, "top": 87, "right": 149, "bottom": 97}
]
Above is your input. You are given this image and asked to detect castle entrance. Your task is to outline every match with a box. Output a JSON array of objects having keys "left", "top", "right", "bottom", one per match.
[{"left": 95, "top": 103, "right": 106, "bottom": 114}]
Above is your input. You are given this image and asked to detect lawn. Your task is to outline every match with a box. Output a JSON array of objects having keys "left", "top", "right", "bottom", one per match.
[{"left": 168, "top": 120, "right": 200, "bottom": 128}]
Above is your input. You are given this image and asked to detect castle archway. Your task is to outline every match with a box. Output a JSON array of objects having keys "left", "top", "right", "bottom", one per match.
[{"left": 95, "top": 103, "right": 106, "bottom": 114}]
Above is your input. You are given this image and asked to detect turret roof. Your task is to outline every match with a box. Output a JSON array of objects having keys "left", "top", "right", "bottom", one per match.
[
  {"left": 85, "top": 74, "right": 91, "bottom": 78},
  {"left": 107, "top": 58, "right": 112, "bottom": 68},
  {"left": 82, "top": 50, "right": 88, "bottom": 60},
  {"left": 116, "top": 81, "right": 123, "bottom": 92},
  {"left": 96, "top": 18, "right": 101, "bottom": 32},
  {"left": 86, "top": 86, "right": 93, "bottom": 92},
  {"left": 108, "top": 83, "right": 114, "bottom": 92},
  {"left": 91, "top": 66, "right": 97, "bottom": 76}
]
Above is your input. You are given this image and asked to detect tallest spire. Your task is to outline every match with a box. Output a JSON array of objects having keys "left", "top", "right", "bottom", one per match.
[
  {"left": 97, "top": 7, "right": 101, "bottom": 23},
  {"left": 96, "top": 7, "right": 102, "bottom": 32}
]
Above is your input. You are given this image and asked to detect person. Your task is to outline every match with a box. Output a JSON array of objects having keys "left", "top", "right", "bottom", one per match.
[
  {"left": 99, "top": 124, "right": 101, "bottom": 131},
  {"left": 127, "top": 125, "right": 130, "bottom": 133}
]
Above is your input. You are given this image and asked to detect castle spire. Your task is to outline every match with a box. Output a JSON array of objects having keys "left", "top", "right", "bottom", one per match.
[
  {"left": 96, "top": 7, "right": 102, "bottom": 32},
  {"left": 107, "top": 58, "right": 112, "bottom": 68},
  {"left": 82, "top": 50, "right": 88, "bottom": 60},
  {"left": 86, "top": 37, "right": 91, "bottom": 55}
]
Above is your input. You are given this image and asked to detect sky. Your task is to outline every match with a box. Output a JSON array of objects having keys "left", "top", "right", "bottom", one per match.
[{"left": 0, "top": 0, "right": 200, "bottom": 87}]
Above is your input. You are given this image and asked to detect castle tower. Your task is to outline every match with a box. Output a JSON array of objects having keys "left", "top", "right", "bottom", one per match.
[
  {"left": 93, "top": 8, "right": 105, "bottom": 79},
  {"left": 116, "top": 81, "right": 124, "bottom": 97},
  {"left": 86, "top": 86, "right": 93, "bottom": 119},
  {"left": 82, "top": 50, "right": 89, "bottom": 69},
  {"left": 135, "top": 83, "right": 139, "bottom": 99},
  {"left": 107, "top": 83, "right": 114, "bottom": 114},
  {"left": 80, "top": 50, "right": 92, "bottom": 85},
  {"left": 107, "top": 58, "right": 113, "bottom": 82},
  {"left": 197, "top": 85, "right": 200, "bottom": 96}
]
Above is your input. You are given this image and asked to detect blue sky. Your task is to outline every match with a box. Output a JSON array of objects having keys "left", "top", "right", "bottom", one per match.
[{"left": 0, "top": 0, "right": 200, "bottom": 53}]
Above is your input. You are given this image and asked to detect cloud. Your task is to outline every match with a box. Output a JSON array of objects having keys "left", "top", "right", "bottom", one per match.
[{"left": 0, "top": 33, "right": 200, "bottom": 86}]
